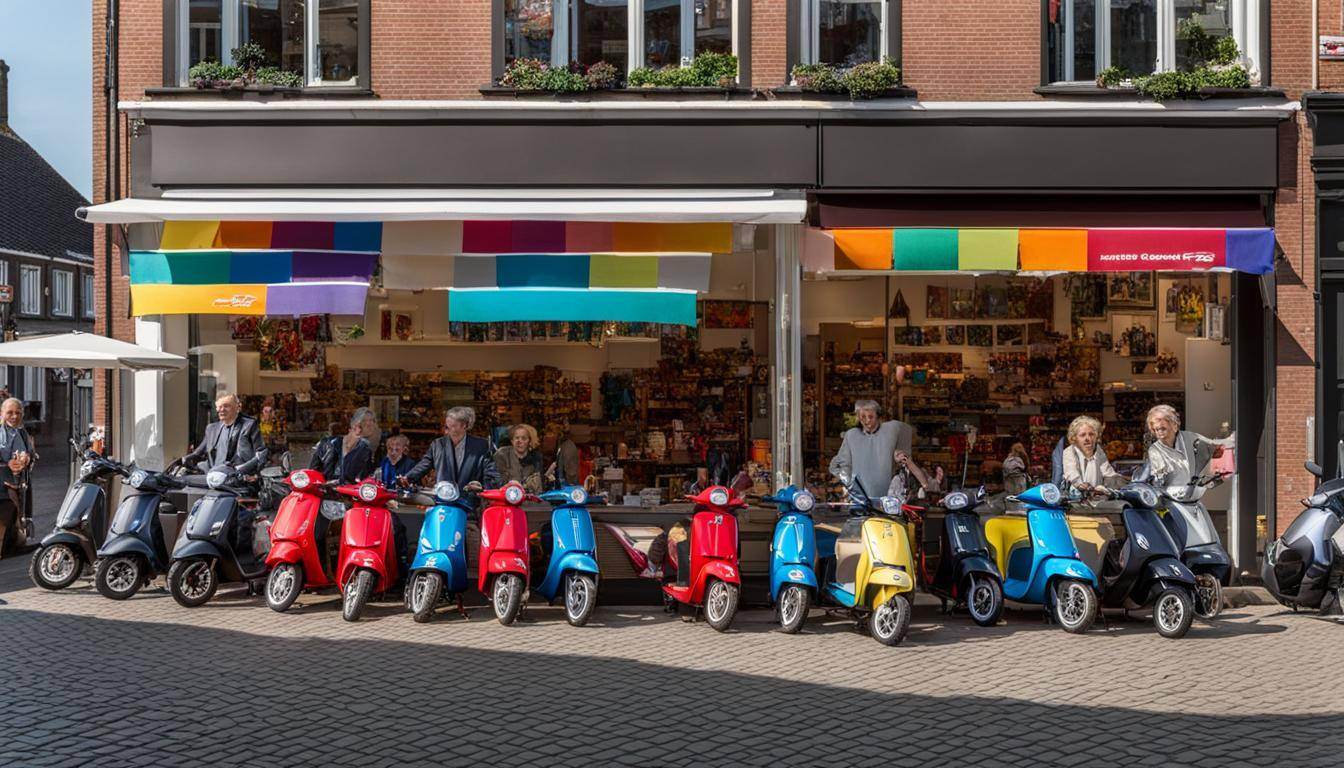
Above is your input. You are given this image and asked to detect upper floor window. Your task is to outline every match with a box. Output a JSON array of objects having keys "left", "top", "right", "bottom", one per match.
[
  {"left": 1046, "top": 0, "right": 1260, "bottom": 84},
  {"left": 503, "top": 0, "right": 736, "bottom": 75},
  {"left": 176, "top": 0, "right": 365, "bottom": 87},
  {"left": 82, "top": 272, "right": 96, "bottom": 319},
  {"left": 801, "top": 0, "right": 890, "bottom": 67},
  {"left": 18, "top": 265, "right": 41, "bottom": 316},
  {"left": 51, "top": 270, "right": 73, "bottom": 318}
]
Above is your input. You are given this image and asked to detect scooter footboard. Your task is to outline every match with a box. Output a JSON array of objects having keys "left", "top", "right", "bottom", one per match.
[{"left": 1030, "top": 557, "right": 1098, "bottom": 605}]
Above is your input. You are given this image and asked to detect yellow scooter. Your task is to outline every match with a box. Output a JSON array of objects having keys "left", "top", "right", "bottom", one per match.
[{"left": 815, "top": 480, "right": 918, "bottom": 646}]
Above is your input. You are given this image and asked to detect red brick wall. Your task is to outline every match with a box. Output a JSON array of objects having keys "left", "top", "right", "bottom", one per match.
[
  {"left": 371, "top": 1, "right": 491, "bottom": 99},
  {"left": 751, "top": 0, "right": 789, "bottom": 89},
  {"left": 901, "top": 0, "right": 1042, "bottom": 101}
]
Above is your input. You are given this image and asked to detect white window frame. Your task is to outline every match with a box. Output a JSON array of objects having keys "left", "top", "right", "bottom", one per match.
[
  {"left": 22, "top": 367, "right": 45, "bottom": 405},
  {"left": 522, "top": 0, "right": 738, "bottom": 75},
  {"left": 18, "top": 265, "right": 41, "bottom": 316},
  {"left": 0, "top": 260, "right": 9, "bottom": 294},
  {"left": 1055, "top": 0, "right": 1260, "bottom": 83},
  {"left": 51, "top": 269, "right": 74, "bottom": 317},
  {"left": 177, "top": 0, "right": 358, "bottom": 87},
  {"left": 82, "top": 272, "right": 96, "bottom": 319},
  {"left": 799, "top": 0, "right": 889, "bottom": 66}
]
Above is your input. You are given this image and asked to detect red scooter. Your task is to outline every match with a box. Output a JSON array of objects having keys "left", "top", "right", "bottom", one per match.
[
  {"left": 336, "top": 479, "right": 400, "bottom": 622},
  {"left": 478, "top": 481, "right": 536, "bottom": 625},
  {"left": 665, "top": 486, "right": 745, "bottom": 632},
  {"left": 264, "top": 469, "right": 343, "bottom": 612}
]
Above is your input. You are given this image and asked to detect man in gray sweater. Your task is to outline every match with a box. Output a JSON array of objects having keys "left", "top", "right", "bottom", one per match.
[{"left": 828, "top": 400, "right": 914, "bottom": 502}]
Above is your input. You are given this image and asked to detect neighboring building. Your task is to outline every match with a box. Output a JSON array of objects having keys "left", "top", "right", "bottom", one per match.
[
  {"left": 87, "top": 1, "right": 1312, "bottom": 582},
  {"left": 0, "top": 59, "right": 95, "bottom": 442}
]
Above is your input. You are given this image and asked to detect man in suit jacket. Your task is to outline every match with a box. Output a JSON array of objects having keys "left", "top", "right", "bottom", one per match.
[
  {"left": 181, "top": 393, "right": 269, "bottom": 478},
  {"left": 402, "top": 406, "right": 500, "bottom": 505},
  {"left": 0, "top": 397, "right": 35, "bottom": 557}
]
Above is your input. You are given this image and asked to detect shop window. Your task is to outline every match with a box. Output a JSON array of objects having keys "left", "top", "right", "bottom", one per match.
[
  {"left": 51, "top": 269, "right": 73, "bottom": 318},
  {"left": 174, "top": 0, "right": 367, "bottom": 88},
  {"left": 502, "top": 0, "right": 736, "bottom": 75},
  {"left": 0, "top": 261, "right": 9, "bottom": 295},
  {"left": 1045, "top": 0, "right": 1260, "bottom": 84},
  {"left": 82, "top": 272, "right": 96, "bottom": 319},
  {"left": 18, "top": 265, "right": 40, "bottom": 316},
  {"left": 802, "top": 0, "right": 886, "bottom": 67}
]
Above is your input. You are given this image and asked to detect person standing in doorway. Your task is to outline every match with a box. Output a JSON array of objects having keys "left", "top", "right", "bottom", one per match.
[{"left": 828, "top": 399, "right": 915, "bottom": 502}]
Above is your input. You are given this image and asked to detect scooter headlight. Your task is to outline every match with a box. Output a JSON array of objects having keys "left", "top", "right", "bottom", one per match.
[
  {"left": 1040, "top": 483, "right": 1062, "bottom": 506},
  {"left": 358, "top": 482, "right": 379, "bottom": 503},
  {"left": 793, "top": 491, "right": 815, "bottom": 512},
  {"left": 206, "top": 470, "right": 229, "bottom": 490},
  {"left": 881, "top": 496, "right": 902, "bottom": 515},
  {"left": 129, "top": 469, "right": 148, "bottom": 489},
  {"left": 943, "top": 491, "right": 969, "bottom": 511},
  {"left": 1137, "top": 485, "right": 1159, "bottom": 508},
  {"left": 289, "top": 470, "right": 312, "bottom": 490},
  {"left": 709, "top": 488, "right": 730, "bottom": 507},
  {"left": 434, "top": 481, "right": 460, "bottom": 503},
  {"left": 504, "top": 483, "right": 525, "bottom": 505},
  {"left": 569, "top": 487, "right": 588, "bottom": 505}
]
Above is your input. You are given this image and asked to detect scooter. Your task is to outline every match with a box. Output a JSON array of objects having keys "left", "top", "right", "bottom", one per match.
[
  {"left": 1094, "top": 483, "right": 1199, "bottom": 638},
  {"left": 1263, "top": 454, "right": 1344, "bottom": 614},
  {"left": 264, "top": 468, "right": 346, "bottom": 612},
  {"left": 766, "top": 485, "right": 819, "bottom": 634},
  {"left": 336, "top": 479, "right": 402, "bottom": 622},
  {"left": 94, "top": 463, "right": 191, "bottom": 600},
  {"left": 663, "top": 486, "right": 745, "bottom": 632},
  {"left": 532, "top": 485, "right": 601, "bottom": 627},
  {"left": 166, "top": 466, "right": 270, "bottom": 607},
  {"left": 816, "top": 482, "right": 917, "bottom": 646},
  {"left": 28, "top": 438, "right": 128, "bottom": 590},
  {"left": 982, "top": 482, "right": 1099, "bottom": 633},
  {"left": 1156, "top": 471, "right": 1232, "bottom": 619},
  {"left": 923, "top": 486, "right": 1005, "bottom": 627},
  {"left": 406, "top": 480, "right": 474, "bottom": 623},
  {"left": 478, "top": 481, "right": 535, "bottom": 626}
]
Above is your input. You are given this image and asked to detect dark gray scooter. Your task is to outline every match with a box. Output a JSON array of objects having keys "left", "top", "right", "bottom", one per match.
[
  {"left": 29, "top": 439, "right": 128, "bottom": 590},
  {"left": 167, "top": 466, "right": 269, "bottom": 608},
  {"left": 94, "top": 463, "right": 190, "bottom": 600},
  {"left": 1096, "top": 483, "right": 1198, "bottom": 639},
  {"left": 1263, "top": 450, "right": 1344, "bottom": 614}
]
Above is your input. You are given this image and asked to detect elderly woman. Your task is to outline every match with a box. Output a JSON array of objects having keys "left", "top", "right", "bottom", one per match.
[
  {"left": 494, "top": 423, "right": 544, "bottom": 494},
  {"left": 379, "top": 433, "right": 416, "bottom": 488},
  {"left": 310, "top": 407, "right": 377, "bottom": 484},
  {"left": 1061, "top": 416, "right": 1124, "bottom": 491},
  {"left": 1144, "top": 404, "right": 1233, "bottom": 489}
]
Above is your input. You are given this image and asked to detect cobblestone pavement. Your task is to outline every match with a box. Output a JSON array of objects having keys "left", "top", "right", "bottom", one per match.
[{"left": 1, "top": 548, "right": 1341, "bottom": 768}]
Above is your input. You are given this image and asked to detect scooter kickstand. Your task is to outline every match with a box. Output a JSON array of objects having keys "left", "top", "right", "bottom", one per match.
[{"left": 456, "top": 596, "right": 471, "bottom": 621}]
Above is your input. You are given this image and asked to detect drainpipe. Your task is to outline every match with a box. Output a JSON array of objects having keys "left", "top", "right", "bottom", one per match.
[
  {"left": 103, "top": 0, "right": 119, "bottom": 449},
  {"left": 1313, "top": 0, "right": 1319, "bottom": 89}
]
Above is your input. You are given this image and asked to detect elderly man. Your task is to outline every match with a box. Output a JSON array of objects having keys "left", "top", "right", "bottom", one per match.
[
  {"left": 181, "top": 393, "right": 268, "bottom": 479},
  {"left": 0, "top": 398, "right": 35, "bottom": 557},
  {"left": 828, "top": 399, "right": 914, "bottom": 503},
  {"left": 402, "top": 406, "right": 500, "bottom": 504}
]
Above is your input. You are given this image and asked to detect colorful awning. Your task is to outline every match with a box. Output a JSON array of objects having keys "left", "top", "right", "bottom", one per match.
[
  {"left": 804, "top": 227, "right": 1277, "bottom": 275},
  {"left": 449, "top": 289, "right": 697, "bottom": 325}
]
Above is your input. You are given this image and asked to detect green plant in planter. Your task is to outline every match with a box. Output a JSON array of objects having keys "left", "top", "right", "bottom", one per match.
[
  {"left": 231, "top": 41, "right": 270, "bottom": 73},
  {"left": 1110, "top": 21, "right": 1251, "bottom": 100},
  {"left": 791, "top": 58, "right": 901, "bottom": 99},
  {"left": 1096, "top": 66, "right": 1131, "bottom": 87},
  {"left": 628, "top": 53, "right": 739, "bottom": 88},
  {"left": 499, "top": 58, "right": 589, "bottom": 92},
  {"left": 187, "top": 60, "right": 243, "bottom": 88},
  {"left": 254, "top": 66, "right": 303, "bottom": 88},
  {"left": 790, "top": 63, "right": 842, "bottom": 93},
  {"left": 585, "top": 61, "right": 621, "bottom": 90}
]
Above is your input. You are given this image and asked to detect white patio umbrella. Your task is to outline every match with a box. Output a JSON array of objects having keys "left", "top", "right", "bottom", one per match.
[{"left": 0, "top": 330, "right": 186, "bottom": 371}]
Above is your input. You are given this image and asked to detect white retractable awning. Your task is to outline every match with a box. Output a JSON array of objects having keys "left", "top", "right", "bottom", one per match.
[{"left": 77, "top": 188, "right": 808, "bottom": 225}]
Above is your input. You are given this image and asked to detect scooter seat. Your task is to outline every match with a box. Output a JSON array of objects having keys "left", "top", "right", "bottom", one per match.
[{"left": 983, "top": 516, "right": 1030, "bottom": 577}]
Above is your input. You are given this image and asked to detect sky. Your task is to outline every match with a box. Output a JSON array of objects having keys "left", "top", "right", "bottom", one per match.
[{"left": 0, "top": 0, "right": 93, "bottom": 200}]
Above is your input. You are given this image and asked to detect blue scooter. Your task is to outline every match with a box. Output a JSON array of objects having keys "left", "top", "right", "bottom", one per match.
[
  {"left": 983, "top": 482, "right": 1100, "bottom": 633},
  {"left": 533, "top": 485, "right": 601, "bottom": 626},
  {"left": 407, "top": 481, "right": 475, "bottom": 623},
  {"left": 766, "top": 485, "right": 820, "bottom": 633}
]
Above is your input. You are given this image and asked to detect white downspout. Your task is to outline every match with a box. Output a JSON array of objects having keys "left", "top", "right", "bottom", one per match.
[{"left": 1313, "top": 0, "right": 1319, "bottom": 89}]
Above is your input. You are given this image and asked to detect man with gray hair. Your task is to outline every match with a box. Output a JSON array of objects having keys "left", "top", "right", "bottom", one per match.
[
  {"left": 309, "top": 407, "right": 378, "bottom": 484},
  {"left": 180, "top": 392, "right": 267, "bottom": 478},
  {"left": 402, "top": 406, "right": 500, "bottom": 505},
  {"left": 0, "top": 397, "right": 34, "bottom": 557},
  {"left": 828, "top": 399, "right": 914, "bottom": 502}
]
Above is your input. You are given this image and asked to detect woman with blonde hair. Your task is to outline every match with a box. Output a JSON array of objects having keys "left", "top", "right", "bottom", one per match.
[
  {"left": 1144, "top": 404, "right": 1233, "bottom": 489},
  {"left": 495, "top": 423, "right": 544, "bottom": 494},
  {"left": 1061, "top": 415, "right": 1123, "bottom": 491}
]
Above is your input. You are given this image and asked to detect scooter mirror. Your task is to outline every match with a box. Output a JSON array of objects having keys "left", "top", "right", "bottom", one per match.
[{"left": 1305, "top": 461, "right": 1324, "bottom": 478}]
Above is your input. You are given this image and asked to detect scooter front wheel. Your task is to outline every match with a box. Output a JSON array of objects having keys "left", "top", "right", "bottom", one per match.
[
  {"left": 965, "top": 574, "right": 1004, "bottom": 627},
  {"left": 493, "top": 573, "right": 524, "bottom": 625},
  {"left": 1193, "top": 574, "right": 1223, "bottom": 619},
  {"left": 266, "top": 562, "right": 304, "bottom": 613},
  {"left": 1053, "top": 579, "right": 1097, "bottom": 634},
  {"left": 564, "top": 572, "right": 598, "bottom": 627},
  {"left": 777, "top": 583, "right": 810, "bottom": 634},
  {"left": 95, "top": 555, "right": 144, "bottom": 601},
  {"left": 342, "top": 569, "right": 374, "bottom": 622},
  {"left": 871, "top": 594, "right": 912, "bottom": 646},
  {"left": 704, "top": 579, "right": 739, "bottom": 632},
  {"left": 29, "top": 544, "right": 83, "bottom": 590},
  {"left": 1154, "top": 587, "right": 1195, "bottom": 639},
  {"left": 168, "top": 558, "right": 218, "bottom": 608},
  {"left": 411, "top": 571, "right": 443, "bottom": 623}
]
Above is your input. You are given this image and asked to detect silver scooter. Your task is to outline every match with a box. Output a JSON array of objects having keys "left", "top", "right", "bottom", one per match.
[{"left": 1157, "top": 472, "right": 1231, "bottom": 619}]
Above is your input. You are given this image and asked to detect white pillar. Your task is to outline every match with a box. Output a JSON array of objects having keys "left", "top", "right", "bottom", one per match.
[
  {"left": 772, "top": 223, "right": 803, "bottom": 489},
  {"left": 132, "top": 315, "right": 189, "bottom": 470}
]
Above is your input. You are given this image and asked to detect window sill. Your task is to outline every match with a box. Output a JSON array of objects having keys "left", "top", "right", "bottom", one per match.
[
  {"left": 145, "top": 86, "right": 378, "bottom": 101},
  {"left": 1034, "top": 83, "right": 1286, "bottom": 100},
  {"left": 770, "top": 85, "right": 918, "bottom": 101},
  {"left": 479, "top": 85, "right": 759, "bottom": 101}
]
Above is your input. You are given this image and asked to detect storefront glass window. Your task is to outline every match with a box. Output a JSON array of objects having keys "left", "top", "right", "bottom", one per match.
[
  {"left": 315, "top": 0, "right": 359, "bottom": 84},
  {"left": 816, "top": 0, "right": 882, "bottom": 68},
  {"left": 187, "top": 0, "right": 224, "bottom": 69},
  {"left": 239, "top": 0, "right": 306, "bottom": 74},
  {"left": 1109, "top": 0, "right": 1157, "bottom": 76},
  {"left": 645, "top": 0, "right": 681, "bottom": 67},
  {"left": 505, "top": 0, "right": 558, "bottom": 64},
  {"left": 694, "top": 0, "right": 732, "bottom": 56},
  {"left": 1174, "top": 0, "right": 1233, "bottom": 71},
  {"left": 574, "top": 0, "right": 628, "bottom": 69}
]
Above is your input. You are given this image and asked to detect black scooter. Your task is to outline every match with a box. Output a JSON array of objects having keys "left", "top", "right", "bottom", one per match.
[
  {"left": 94, "top": 462, "right": 190, "bottom": 600},
  {"left": 167, "top": 466, "right": 269, "bottom": 607},
  {"left": 1095, "top": 483, "right": 1198, "bottom": 638},
  {"left": 1262, "top": 453, "right": 1344, "bottom": 614},
  {"left": 923, "top": 486, "right": 1004, "bottom": 627},
  {"left": 28, "top": 439, "right": 128, "bottom": 590}
]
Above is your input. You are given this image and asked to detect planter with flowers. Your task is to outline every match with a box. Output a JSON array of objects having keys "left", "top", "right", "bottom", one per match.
[
  {"left": 186, "top": 42, "right": 304, "bottom": 92},
  {"left": 482, "top": 53, "right": 750, "bottom": 99},
  {"left": 780, "top": 59, "right": 913, "bottom": 100}
]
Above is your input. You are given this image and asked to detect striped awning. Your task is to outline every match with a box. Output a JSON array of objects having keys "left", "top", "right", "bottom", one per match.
[{"left": 804, "top": 227, "right": 1277, "bottom": 274}]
